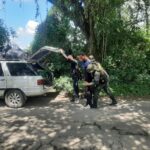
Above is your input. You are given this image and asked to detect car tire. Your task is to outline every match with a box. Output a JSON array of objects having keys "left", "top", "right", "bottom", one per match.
[{"left": 5, "top": 90, "right": 26, "bottom": 108}]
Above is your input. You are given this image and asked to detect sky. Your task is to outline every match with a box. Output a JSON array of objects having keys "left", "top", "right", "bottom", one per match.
[{"left": 0, "top": 0, "right": 52, "bottom": 49}]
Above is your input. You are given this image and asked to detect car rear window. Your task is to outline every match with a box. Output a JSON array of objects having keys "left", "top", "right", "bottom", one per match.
[
  {"left": 0, "top": 63, "right": 4, "bottom": 76},
  {"left": 7, "top": 63, "right": 39, "bottom": 76}
]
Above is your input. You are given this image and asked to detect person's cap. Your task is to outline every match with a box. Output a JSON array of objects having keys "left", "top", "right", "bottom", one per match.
[{"left": 89, "top": 55, "right": 95, "bottom": 61}]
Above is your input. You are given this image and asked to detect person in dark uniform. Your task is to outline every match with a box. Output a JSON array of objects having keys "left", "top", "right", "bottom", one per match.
[
  {"left": 60, "top": 49, "right": 80, "bottom": 102},
  {"left": 77, "top": 54, "right": 93, "bottom": 107},
  {"left": 84, "top": 56, "right": 117, "bottom": 108}
]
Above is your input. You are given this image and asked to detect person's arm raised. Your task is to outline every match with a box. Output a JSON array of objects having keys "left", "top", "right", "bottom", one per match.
[
  {"left": 59, "top": 49, "right": 68, "bottom": 60},
  {"left": 67, "top": 55, "right": 78, "bottom": 63}
]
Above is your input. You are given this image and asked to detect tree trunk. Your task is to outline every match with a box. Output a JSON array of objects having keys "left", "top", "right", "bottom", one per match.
[
  {"left": 143, "top": 0, "right": 149, "bottom": 35},
  {"left": 87, "top": 26, "right": 103, "bottom": 62},
  {"left": 145, "top": 5, "right": 149, "bottom": 35},
  {"left": 88, "top": 15, "right": 96, "bottom": 54}
]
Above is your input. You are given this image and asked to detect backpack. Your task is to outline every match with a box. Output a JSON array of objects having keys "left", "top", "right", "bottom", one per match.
[
  {"left": 91, "top": 61, "right": 109, "bottom": 84},
  {"left": 91, "top": 61, "right": 103, "bottom": 72}
]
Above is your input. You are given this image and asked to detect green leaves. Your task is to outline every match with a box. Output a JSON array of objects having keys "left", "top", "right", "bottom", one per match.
[
  {"left": 54, "top": 76, "right": 73, "bottom": 93},
  {"left": 31, "top": 0, "right": 150, "bottom": 96},
  {"left": 0, "top": 19, "right": 9, "bottom": 46}
]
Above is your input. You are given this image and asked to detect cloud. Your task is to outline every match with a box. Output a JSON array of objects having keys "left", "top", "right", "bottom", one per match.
[
  {"left": 17, "top": 20, "right": 39, "bottom": 36},
  {"left": 26, "top": 20, "right": 39, "bottom": 34},
  {"left": 12, "top": 20, "right": 39, "bottom": 49}
]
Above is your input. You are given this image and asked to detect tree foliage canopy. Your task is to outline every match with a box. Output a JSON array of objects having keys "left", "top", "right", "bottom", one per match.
[
  {"left": 0, "top": 19, "right": 9, "bottom": 47},
  {"left": 48, "top": 0, "right": 150, "bottom": 61}
]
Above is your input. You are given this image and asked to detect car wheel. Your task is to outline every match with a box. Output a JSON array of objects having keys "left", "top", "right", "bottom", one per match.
[{"left": 5, "top": 90, "right": 26, "bottom": 108}]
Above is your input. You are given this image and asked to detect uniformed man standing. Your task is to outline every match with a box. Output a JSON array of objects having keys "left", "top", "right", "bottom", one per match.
[
  {"left": 60, "top": 49, "right": 80, "bottom": 102},
  {"left": 84, "top": 56, "right": 117, "bottom": 108}
]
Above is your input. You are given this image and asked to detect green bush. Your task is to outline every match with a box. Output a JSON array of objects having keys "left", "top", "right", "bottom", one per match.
[
  {"left": 111, "top": 82, "right": 150, "bottom": 96},
  {"left": 53, "top": 76, "right": 73, "bottom": 93},
  {"left": 53, "top": 75, "right": 150, "bottom": 97}
]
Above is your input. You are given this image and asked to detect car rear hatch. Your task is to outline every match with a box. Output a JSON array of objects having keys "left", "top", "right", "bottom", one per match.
[{"left": 30, "top": 46, "right": 60, "bottom": 62}]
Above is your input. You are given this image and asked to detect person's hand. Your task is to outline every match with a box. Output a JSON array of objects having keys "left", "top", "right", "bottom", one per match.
[
  {"left": 83, "top": 81, "right": 90, "bottom": 86},
  {"left": 83, "top": 81, "right": 94, "bottom": 86},
  {"left": 67, "top": 55, "right": 73, "bottom": 60},
  {"left": 59, "top": 49, "right": 64, "bottom": 54}
]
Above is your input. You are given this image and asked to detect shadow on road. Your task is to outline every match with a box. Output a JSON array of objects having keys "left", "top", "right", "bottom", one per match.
[
  {"left": 24, "top": 91, "right": 60, "bottom": 107},
  {"left": 0, "top": 91, "right": 60, "bottom": 108},
  {"left": 0, "top": 94, "right": 149, "bottom": 149},
  {"left": 0, "top": 98, "right": 6, "bottom": 107}
]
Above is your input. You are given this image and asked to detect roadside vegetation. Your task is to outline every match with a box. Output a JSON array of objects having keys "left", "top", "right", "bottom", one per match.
[
  {"left": 31, "top": 0, "right": 150, "bottom": 96},
  {"left": 30, "top": 1, "right": 150, "bottom": 96}
]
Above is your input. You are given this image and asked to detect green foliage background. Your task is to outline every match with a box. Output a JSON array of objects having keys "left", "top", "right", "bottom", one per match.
[{"left": 31, "top": 1, "right": 150, "bottom": 96}]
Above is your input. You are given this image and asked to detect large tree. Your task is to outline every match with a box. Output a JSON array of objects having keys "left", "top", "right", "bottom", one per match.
[{"left": 47, "top": 0, "right": 150, "bottom": 61}]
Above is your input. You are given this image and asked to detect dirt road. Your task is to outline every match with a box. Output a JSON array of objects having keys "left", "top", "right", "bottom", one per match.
[{"left": 0, "top": 92, "right": 150, "bottom": 150}]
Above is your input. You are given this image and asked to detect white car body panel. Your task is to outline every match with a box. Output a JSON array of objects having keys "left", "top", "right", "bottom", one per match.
[
  {"left": 6, "top": 76, "right": 46, "bottom": 96},
  {"left": 0, "top": 61, "right": 50, "bottom": 97}
]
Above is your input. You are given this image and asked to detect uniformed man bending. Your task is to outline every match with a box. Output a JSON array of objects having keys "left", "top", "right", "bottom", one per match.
[{"left": 83, "top": 56, "right": 117, "bottom": 108}]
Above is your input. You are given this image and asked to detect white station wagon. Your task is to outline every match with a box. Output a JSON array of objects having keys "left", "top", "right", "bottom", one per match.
[{"left": 0, "top": 60, "right": 53, "bottom": 108}]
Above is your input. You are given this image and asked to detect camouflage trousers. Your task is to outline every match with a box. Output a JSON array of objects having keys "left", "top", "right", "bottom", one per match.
[{"left": 91, "top": 82, "right": 117, "bottom": 108}]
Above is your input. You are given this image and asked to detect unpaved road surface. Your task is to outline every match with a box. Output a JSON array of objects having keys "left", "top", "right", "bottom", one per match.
[{"left": 0, "top": 92, "right": 150, "bottom": 150}]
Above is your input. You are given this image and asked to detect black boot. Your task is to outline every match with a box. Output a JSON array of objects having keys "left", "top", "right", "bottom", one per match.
[
  {"left": 109, "top": 99, "right": 117, "bottom": 106},
  {"left": 70, "top": 97, "right": 75, "bottom": 102},
  {"left": 91, "top": 100, "right": 98, "bottom": 108}
]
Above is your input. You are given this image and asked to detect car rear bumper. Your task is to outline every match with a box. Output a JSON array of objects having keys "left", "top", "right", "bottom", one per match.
[{"left": 23, "top": 86, "right": 52, "bottom": 97}]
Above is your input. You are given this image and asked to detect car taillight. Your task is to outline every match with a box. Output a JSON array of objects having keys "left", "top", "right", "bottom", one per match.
[{"left": 37, "top": 79, "right": 45, "bottom": 85}]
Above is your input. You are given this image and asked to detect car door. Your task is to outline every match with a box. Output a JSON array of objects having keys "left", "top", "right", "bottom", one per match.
[{"left": 0, "top": 63, "right": 6, "bottom": 97}]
